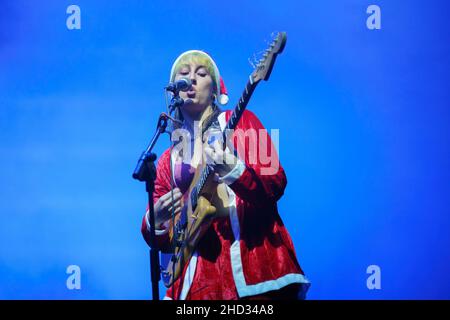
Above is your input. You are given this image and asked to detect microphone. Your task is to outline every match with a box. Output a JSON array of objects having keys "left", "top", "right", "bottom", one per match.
[{"left": 165, "top": 78, "right": 192, "bottom": 93}]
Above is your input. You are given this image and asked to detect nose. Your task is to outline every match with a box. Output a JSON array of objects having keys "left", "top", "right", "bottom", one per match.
[{"left": 189, "top": 71, "right": 197, "bottom": 85}]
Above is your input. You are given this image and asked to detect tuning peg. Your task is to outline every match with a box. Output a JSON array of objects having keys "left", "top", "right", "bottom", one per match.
[{"left": 248, "top": 53, "right": 259, "bottom": 68}]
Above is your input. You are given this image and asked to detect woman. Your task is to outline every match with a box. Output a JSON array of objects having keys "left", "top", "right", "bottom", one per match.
[{"left": 141, "top": 50, "right": 310, "bottom": 300}]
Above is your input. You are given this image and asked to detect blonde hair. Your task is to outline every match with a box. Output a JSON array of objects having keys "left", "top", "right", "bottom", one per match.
[{"left": 170, "top": 50, "right": 221, "bottom": 98}]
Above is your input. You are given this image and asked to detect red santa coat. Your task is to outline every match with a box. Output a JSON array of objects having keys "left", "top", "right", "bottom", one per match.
[{"left": 141, "top": 110, "right": 310, "bottom": 299}]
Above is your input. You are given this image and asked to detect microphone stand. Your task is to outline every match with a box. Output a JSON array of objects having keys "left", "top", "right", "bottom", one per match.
[{"left": 132, "top": 92, "right": 184, "bottom": 300}]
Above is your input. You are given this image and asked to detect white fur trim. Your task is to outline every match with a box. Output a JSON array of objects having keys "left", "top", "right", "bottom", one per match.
[
  {"left": 170, "top": 149, "right": 178, "bottom": 187},
  {"left": 218, "top": 158, "right": 246, "bottom": 185},
  {"left": 219, "top": 94, "right": 229, "bottom": 105},
  {"left": 217, "top": 112, "right": 246, "bottom": 186},
  {"left": 179, "top": 251, "right": 198, "bottom": 300}
]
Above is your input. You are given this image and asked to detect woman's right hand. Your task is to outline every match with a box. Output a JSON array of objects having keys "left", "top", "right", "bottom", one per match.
[{"left": 154, "top": 188, "right": 183, "bottom": 227}]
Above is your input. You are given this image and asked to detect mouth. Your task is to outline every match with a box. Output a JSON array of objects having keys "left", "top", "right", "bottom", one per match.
[{"left": 187, "top": 89, "right": 196, "bottom": 98}]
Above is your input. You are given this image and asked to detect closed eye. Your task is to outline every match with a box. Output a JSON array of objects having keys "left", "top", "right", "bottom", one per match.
[{"left": 196, "top": 67, "right": 208, "bottom": 77}]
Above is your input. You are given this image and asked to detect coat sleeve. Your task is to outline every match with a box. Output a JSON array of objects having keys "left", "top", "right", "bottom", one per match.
[
  {"left": 140, "top": 148, "right": 173, "bottom": 252},
  {"left": 220, "top": 110, "right": 287, "bottom": 205}
]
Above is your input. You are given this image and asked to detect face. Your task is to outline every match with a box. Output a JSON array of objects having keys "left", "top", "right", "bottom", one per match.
[{"left": 174, "top": 62, "right": 215, "bottom": 117}]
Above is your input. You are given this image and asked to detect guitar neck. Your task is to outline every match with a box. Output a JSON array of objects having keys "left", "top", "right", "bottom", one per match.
[
  {"left": 190, "top": 78, "right": 258, "bottom": 206},
  {"left": 224, "top": 77, "right": 257, "bottom": 133}
]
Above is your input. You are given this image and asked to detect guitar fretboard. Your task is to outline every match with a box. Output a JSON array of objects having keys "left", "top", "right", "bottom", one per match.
[{"left": 189, "top": 78, "right": 257, "bottom": 210}]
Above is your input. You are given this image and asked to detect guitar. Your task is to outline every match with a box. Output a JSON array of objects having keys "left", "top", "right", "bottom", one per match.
[{"left": 162, "top": 32, "right": 287, "bottom": 288}]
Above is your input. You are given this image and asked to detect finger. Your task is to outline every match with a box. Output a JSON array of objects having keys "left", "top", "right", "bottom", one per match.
[
  {"left": 204, "top": 146, "right": 216, "bottom": 164},
  {"left": 171, "top": 191, "right": 183, "bottom": 200},
  {"left": 156, "top": 197, "right": 164, "bottom": 209},
  {"left": 165, "top": 188, "right": 182, "bottom": 200},
  {"left": 204, "top": 144, "right": 214, "bottom": 155},
  {"left": 166, "top": 205, "right": 181, "bottom": 216},
  {"left": 160, "top": 192, "right": 172, "bottom": 202},
  {"left": 162, "top": 191, "right": 182, "bottom": 207},
  {"left": 213, "top": 141, "right": 226, "bottom": 159},
  {"left": 207, "top": 144, "right": 222, "bottom": 159},
  {"left": 163, "top": 188, "right": 181, "bottom": 198},
  {"left": 169, "top": 199, "right": 182, "bottom": 210},
  {"left": 165, "top": 191, "right": 183, "bottom": 206},
  {"left": 162, "top": 198, "right": 173, "bottom": 208},
  {"left": 210, "top": 140, "right": 220, "bottom": 154},
  {"left": 213, "top": 139, "right": 223, "bottom": 151},
  {"left": 212, "top": 147, "right": 225, "bottom": 165},
  {"left": 163, "top": 206, "right": 181, "bottom": 219}
]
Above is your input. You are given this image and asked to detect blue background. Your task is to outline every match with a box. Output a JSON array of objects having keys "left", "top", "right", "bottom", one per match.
[{"left": 1, "top": 0, "right": 449, "bottom": 299}]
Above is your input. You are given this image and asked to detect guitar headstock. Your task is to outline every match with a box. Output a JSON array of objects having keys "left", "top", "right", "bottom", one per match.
[{"left": 251, "top": 32, "right": 287, "bottom": 83}]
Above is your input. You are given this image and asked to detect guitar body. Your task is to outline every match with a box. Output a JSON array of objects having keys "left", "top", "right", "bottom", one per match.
[
  {"left": 162, "top": 32, "right": 287, "bottom": 290},
  {"left": 165, "top": 157, "right": 219, "bottom": 286}
]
